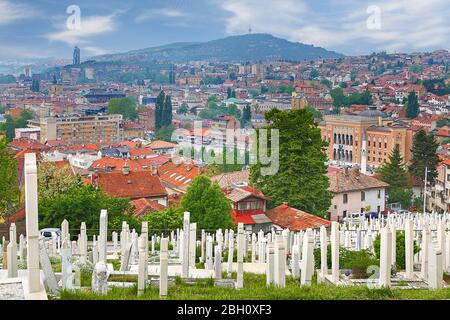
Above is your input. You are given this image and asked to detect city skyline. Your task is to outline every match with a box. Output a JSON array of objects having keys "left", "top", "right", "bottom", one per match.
[{"left": 0, "top": 0, "right": 449, "bottom": 61}]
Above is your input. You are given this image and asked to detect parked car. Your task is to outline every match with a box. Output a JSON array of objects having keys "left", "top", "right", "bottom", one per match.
[
  {"left": 343, "top": 212, "right": 365, "bottom": 222},
  {"left": 40, "top": 228, "right": 61, "bottom": 241},
  {"left": 394, "top": 210, "right": 411, "bottom": 215},
  {"left": 365, "top": 211, "right": 379, "bottom": 219}
]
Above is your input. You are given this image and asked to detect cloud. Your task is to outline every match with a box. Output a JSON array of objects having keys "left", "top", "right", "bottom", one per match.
[
  {"left": 83, "top": 46, "right": 110, "bottom": 56},
  {"left": 219, "top": 0, "right": 450, "bottom": 54},
  {"left": 0, "top": 0, "right": 36, "bottom": 25},
  {"left": 135, "top": 8, "right": 188, "bottom": 23},
  {"left": 46, "top": 14, "right": 118, "bottom": 46}
]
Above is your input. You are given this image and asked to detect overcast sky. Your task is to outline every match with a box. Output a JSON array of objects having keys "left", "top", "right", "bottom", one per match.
[{"left": 0, "top": 0, "right": 449, "bottom": 60}]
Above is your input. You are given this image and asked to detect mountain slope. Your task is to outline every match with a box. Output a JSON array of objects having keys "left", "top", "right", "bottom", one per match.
[{"left": 94, "top": 33, "right": 344, "bottom": 63}]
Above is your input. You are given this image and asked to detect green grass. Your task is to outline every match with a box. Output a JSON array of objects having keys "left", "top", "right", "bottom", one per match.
[
  {"left": 58, "top": 273, "right": 450, "bottom": 300},
  {"left": 107, "top": 259, "right": 121, "bottom": 271}
]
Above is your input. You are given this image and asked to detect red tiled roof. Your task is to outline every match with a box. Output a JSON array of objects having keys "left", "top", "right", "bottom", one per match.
[
  {"left": 233, "top": 214, "right": 256, "bottom": 225},
  {"left": 130, "top": 198, "right": 165, "bottom": 217},
  {"left": 9, "top": 138, "right": 48, "bottom": 152},
  {"left": 436, "top": 128, "right": 450, "bottom": 137},
  {"left": 129, "top": 147, "right": 155, "bottom": 158},
  {"left": 91, "top": 171, "right": 167, "bottom": 199},
  {"left": 5, "top": 207, "right": 25, "bottom": 223},
  {"left": 266, "top": 203, "right": 331, "bottom": 231},
  {"left": 148, "top": 140, "right": 177, "bottom": 150},
  {"left": 158, "top": 160, "right": 205, "bottom": 192},
  {"left": 90, "top": 158, "right": 151, "bottom": 172},
  {"left": 327, "top": 168, "right": 389, "bottom": 193}
]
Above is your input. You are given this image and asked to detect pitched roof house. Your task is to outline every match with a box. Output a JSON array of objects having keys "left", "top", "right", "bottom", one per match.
[
  {"left": 89, "top": 167, "right": 168, "bottom": 205},
  {"left": 327, "top": 167, "right": 389, "bottom": 221}
]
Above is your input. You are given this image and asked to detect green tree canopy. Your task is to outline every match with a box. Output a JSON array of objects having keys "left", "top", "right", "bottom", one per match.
[
  {"left": 155, "top": 124, "right": 176, "bottom": 142},
  {"left": 180, "top": 175, "right": 233, "bottom": 231},
  {"left": 250, "top": 108, "right": 332, "bottom": 217},
  {"left": 139, "top": 207, "right": 183, "bottom": 233},
  {"left": 39, "top": 184, "right": 139, "bottom": 237},
  {"left": 406, "top": 91, "right": 420, "bottom": 119},
  {"left": 177, "top": 102, "right": 189, "bottom": 115},
  {"left": 0, "top": 138, "right": 19, "bottom": 216},
  {"left": 378, "top": 144, "right": 413, "bottom": 209},
  {"left": 241, "top": 104, "right": 252, "bottom": 127},
  {"left": 409, "top": 130, "right": 439, "bottom": 183},
  {"left": 37, "top": 162, "right": 82, "bottom": 202},
  {"left": 107, "top": 97, "right": 138, "bottom": 120}
]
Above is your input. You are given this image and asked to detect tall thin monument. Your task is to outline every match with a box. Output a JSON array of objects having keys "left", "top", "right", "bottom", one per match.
[
  {"left": 73, "top": 46, "right": 81, "bottom": 65},
  {"left": 360, "top": 129, "right": 367, "bottom": 174}
]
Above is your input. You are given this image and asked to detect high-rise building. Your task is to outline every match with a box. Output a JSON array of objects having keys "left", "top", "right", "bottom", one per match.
[
  {"left": 29, "top": 114, "right": 123, "bottom": 145},
  {"left": 73, "top": 46, "right": 81, "bottom": 65}
]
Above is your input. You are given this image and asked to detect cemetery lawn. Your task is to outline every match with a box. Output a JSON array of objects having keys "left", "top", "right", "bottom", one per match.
[{"left": 59, "top": 273, "right": 450, "bottom": 300}]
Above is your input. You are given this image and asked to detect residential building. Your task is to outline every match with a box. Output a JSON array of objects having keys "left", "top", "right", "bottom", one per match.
[
  {"left": 327, "top": 167, "right": 389, "bottom": 221},
  {"left": 226, "top": 186, "right": 272, "bottom": 232},
  {"left": 29, "top": 114, "right": 123, "bottom": 145},
  {"left": 138, "top": 108, "right": 156, "bottom": 131}
]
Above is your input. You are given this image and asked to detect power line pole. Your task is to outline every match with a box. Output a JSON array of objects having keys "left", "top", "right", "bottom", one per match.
[{"left": 423, "top": 167, "right": 428, "bottom": 213}]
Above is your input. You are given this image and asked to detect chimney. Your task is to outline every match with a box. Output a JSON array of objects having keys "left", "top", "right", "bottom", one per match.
[
  {"left": 121, "top": 165, "right": 130, "bottom": 175},
  {"left": 151, "top": 165, "right": 157, "bottom": 175},
  {"left": 344, "top": 167, "right": 349, "bottom": 176}
]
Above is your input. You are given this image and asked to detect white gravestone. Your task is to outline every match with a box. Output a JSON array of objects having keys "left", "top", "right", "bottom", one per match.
[
  {"left": 182, "top": 212, "right": 190, "bottom": 278},
  {"left": 159, "top": 238, "right": 169, "bottom": 297},
  {"left": 92, "top": 261, "right": 108, "bottom": 294}
]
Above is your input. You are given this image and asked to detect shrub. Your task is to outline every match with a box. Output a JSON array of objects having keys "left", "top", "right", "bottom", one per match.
[{"left": 373, "top": 231, "right": 420, "bottom": 271}]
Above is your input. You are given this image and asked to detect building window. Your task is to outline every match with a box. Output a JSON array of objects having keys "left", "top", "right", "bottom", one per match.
[
  {"left": 377, "top": 205, "right": 381, "bottom": 212},
  {"left": 361, "top": 191, "right": 365, "bottom": 201},
  {"left": 377, "top": 189, "right": 381, "bottom": 199},
  {"left": 343, "top": 194, "right": 348, "bottom": 204},
  {"left": 343, "top": 210, "right": 347, "bottom": 217}
]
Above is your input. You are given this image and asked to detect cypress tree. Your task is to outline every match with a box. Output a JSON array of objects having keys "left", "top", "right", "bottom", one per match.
[
  {"left": 406, "top": 91, "right": 419, "bottom": 119},
  {"left": 155, "top": 90, "right": 165, "bottom": 130},
  {"left": 409, "top": 129, "right": 439, "bottom": 183}
]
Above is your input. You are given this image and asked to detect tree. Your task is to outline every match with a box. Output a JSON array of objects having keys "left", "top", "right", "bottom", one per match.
[
  {"left": 378, "top": 144, "right": 413, "bottom": 209},
  {"left": 250, "top": 109, "right": 332, "bottom": 217},
  {"left": 0, "top": 138, "right": 19, "bottom": 216},
  {"left": 177, "top": 102, "right": 189, "bottom": 115},
  {"left": 374, "top": 231, "right": 420, "bottom": 271},
  {"left": 180, "top": 175, "right": 233, "bottom": 230},
  {"left": 107, "top": 98, "right": 138, "bottom": 120},
  {"left": 139, "top": 207, "right": 183, "bottom": 233},
  {"left": 39, "top": 184, "right": 139, "bottom": 236},
  {"left": 0, "top": 110, "right": 34, "bottom": 141},
  {"left": 405, "top": 91, "right": 419, "bottom": 119},
  {"left": 241, "top": 104, "right": 252, "bottom": 127},
  {"left": 409, "top": 130, "right": 439, "bottom": 183},
  {"left": 163, "top": 94, "right": 173, "bottom": 127},
  {"left": 155, "top": 91, "right": 165, "bottom": 130},
  {"left": 155, "top": 124, "right": 176, "bottom": 142},
  {"left": 38, "top": 162, "right": 81, "bottom": 202}
]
